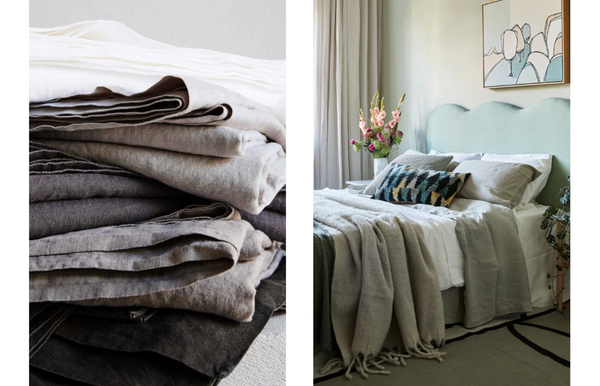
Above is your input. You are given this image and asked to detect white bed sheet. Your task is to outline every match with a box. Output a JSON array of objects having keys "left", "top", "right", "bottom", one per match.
[{"left": 339, "top": 189, "right": 565, "bottom": 307}]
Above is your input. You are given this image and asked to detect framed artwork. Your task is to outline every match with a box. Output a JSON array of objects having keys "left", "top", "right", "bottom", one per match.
[{"left": 482, "top": 0, "right": 570, "bottom": 88}]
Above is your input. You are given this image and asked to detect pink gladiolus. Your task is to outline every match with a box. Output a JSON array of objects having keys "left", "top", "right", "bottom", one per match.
[
  {"left": 350, "top": 139, "right": 356, "bottom": 145},
  {"left": 368, "top": 143, "right": 376, "bottom": 151},
  {"left": 379, "top": 111, "right": 386, "bottom": 119},
  {"left": 392, "top": 110, "right": 400, "bottom": 120}
]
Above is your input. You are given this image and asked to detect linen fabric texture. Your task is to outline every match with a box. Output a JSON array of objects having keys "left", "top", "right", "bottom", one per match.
[
  {"left": 454, "top": 160, "right": 541, "bottom": 208},
  {"left": 29, "top": 261, "right": 286, "bottom": 386},
  {"left": 372, "top": 164, "right": 470, "bottom": 207},
  {"left": 34, "top": 138, "right": 285, "bottom": 214},
  {"left": 29, "top": 205, "right": 274, "bottom": 309},
  {"left": 364, "top": 153, "right": 453, "bottom": 195}
]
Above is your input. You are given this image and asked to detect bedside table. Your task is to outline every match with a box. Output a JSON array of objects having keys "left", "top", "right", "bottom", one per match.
[{"left": 345, "top": 180, "right": 372, "bottom": 194}]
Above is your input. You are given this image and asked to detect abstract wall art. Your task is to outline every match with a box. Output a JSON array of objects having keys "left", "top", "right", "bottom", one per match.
[{"left": 482, "top": 0, "right": 569, "bottom": 88}]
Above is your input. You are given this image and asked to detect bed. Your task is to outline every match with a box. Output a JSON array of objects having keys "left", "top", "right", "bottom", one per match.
[{"left": 313, "top": 97, "right": 570, "bottom": 374}]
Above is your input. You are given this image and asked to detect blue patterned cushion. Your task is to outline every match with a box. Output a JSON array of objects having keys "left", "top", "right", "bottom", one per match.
[{"left": 372, "top": 163, "right": 470, "bottom": 207}]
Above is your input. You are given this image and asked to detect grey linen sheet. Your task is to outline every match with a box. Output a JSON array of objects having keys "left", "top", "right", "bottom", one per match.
[
  {"left": 313, "top": 191, "right": 445, "bottom": 379},
  {"left": 30, "top": 76, "right": 286, "bottom": 149},
  {"left": 30, "top": 173, "right": 187, "bottom": 203},
  {"left": 30, "top": 198, "right": 189, "bottom": 240},
  {"left": 34, "top": 139, "right": 286, "bottom": 214},
  {"left": 403, "top": 198, "right": 533, "bottom": 328},
  {"left": 29, "top": 205, "right": 273, "bottom": 304},
  {"left": 241, "top": 209, "right": 285, "bottom": 243},
  {"left": 73, "top": 243, "right": 285, "bottom": 322},
  {"left": 29, "top": 142, "right": 193, "bottom": 239},
  {"left": 31, "top": 124, "right": 271, "bottom": 158}
]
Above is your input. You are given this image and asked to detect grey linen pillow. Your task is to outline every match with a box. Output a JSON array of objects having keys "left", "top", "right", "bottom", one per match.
[
  {"left": 453, "top": 160, "right": 542, "bottom": 208},
  {"left": 364, "top": 153, "right": 453, "bottom": 195}
]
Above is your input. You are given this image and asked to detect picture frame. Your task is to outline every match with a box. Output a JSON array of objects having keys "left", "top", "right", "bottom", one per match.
[{"left": 482, "top": 0, "right": 570, "bottom": 89}]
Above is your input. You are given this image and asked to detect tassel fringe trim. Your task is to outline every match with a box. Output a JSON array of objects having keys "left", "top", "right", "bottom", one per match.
[{"left": 320, "top": 343, "right": 445, "bottom": 380}]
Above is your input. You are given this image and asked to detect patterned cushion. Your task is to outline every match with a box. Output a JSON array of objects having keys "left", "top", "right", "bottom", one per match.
[{"left": 372, "top": 163, "right": 470, "bottom": 207}]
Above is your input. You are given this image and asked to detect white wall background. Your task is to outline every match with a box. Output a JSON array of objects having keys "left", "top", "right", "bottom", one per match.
[
  {"left": 381, "top": 0, "right": 570, "bottom": 158},
  {"left": 29, "top": 0, "right": 286, "bottom": 60}
]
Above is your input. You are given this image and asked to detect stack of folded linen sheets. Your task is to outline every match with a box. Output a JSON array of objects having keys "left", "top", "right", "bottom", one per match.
[{"left": 29, "top": 21, "right": 286, "bottom": 385}]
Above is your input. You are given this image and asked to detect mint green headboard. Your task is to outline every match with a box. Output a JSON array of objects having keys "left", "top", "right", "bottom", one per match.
[{"left": 426, "top": 98, "right": 570, "bottom": 206}]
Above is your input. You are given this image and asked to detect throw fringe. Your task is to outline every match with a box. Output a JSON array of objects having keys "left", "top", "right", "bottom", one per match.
[{"left": 319, "top": 345, "right": 446, "bottom": 381}]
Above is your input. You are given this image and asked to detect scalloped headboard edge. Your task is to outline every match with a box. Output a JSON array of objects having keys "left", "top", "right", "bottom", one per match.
[{"left": 426, "top": 98, "right": 570, "bottom": 206}]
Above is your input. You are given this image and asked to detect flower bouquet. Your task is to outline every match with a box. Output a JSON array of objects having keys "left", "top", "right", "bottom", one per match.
[{"left": 350, "top": 92, "right": 406, "bottom": 159}]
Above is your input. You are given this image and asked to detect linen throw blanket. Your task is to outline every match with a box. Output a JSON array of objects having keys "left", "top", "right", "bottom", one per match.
[
  {"left": 404, "top": 198, "right": 533, "bottom": 328},
  {"left": 313, "top": 191, "right": 445, "bottom": 380}
]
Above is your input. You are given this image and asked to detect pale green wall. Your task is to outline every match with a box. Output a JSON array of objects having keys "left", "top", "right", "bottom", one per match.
[{"left": 381, "top": 0, "right": 570, "bottom": 159}]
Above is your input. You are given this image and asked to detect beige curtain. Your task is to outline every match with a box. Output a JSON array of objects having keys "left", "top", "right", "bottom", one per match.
[{"left": 313, "top": 0, "right": 382, "bottom": 190}]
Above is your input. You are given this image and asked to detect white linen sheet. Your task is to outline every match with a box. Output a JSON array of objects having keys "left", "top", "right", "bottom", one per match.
[
  {"left": 338, "top": 189, "right": 563, "bottom": 307},
  {"left": 30, "top": 20, "right": 286, "bottom": 108}
]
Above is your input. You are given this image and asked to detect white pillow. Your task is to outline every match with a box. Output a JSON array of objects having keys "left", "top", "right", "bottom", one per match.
[
  {"left": 480, "top": 153, "right": 552, "bottom": 205},
  {"left": 428, "top": 150, "right": 483, "bottom": 163},
  {"left": 404, "top": 149, "right": 425, "bottom": 155}
]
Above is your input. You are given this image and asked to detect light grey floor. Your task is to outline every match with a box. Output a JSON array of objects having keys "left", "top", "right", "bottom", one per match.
[
  {"left": 315, "top": 308, "right": 569, "bottom": 386},
  {"left": 221, "top": 312, "right": 286, "bottom": 386}
]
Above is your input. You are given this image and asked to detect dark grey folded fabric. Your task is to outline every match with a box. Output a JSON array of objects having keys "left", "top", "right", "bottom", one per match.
[
  {"left": 266, "top": 190, "right": 286, "bottom": 214},
  {"left": 30, "top": 198, "right": 189, "bottom": 239},
  {"left": 30, "top": 173, "right": 187, "bottom": 203},
  {"left": 241, "top": 209, "right": 285, "bottom": 243},
  {"left": 29, "top": 261, "right": 286, "bottom": 385},
  {"left": 30, "top": 335, "right": 213, "bottom": 386},
  {"left": 313, "top": 221, "right": 335, "bottom": 352},
  {"left": 30, "top": 367, "right": 94, "bottom": 386}
]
